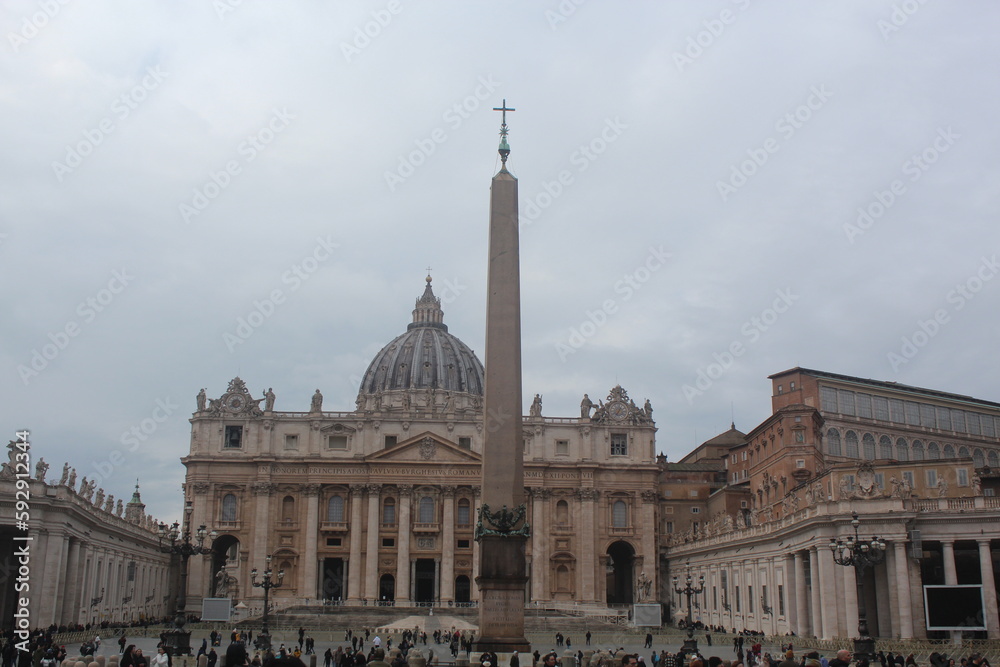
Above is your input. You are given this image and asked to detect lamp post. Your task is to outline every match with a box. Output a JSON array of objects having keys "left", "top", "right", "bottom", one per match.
[
  {"left": 829, "top": 511, "right": 886, "bottom": 663},
  {"left": 673, "top": 572, "right": 705, "bottom": 655},
  {"left": 251, "top": 554, "right": 284, "bottom": 651},
  {"left": 158, "top": 500, "right": 216, "bottom": 656}
]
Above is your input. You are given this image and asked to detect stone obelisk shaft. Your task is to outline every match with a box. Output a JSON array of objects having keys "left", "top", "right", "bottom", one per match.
[{"left": 476, "top": 166, "right": 529, "bottom": 651}]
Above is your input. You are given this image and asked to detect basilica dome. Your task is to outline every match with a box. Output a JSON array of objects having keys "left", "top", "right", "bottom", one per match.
[{"left": 357, "top": 277, "right": 485, "bottom": 398}]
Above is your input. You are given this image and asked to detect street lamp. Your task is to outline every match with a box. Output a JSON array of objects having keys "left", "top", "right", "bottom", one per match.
[
  {"left": 251, "top": 554, "right": 284, "bottom": 651},
  {"left": 829, "top": 511, "right": 886, "bottom": 663},
  {"left": 158, "top": 500, "right": 216, "bottom": 656},
  {"left": 673, "top": 572, "right": 705, "bottom": 655}
]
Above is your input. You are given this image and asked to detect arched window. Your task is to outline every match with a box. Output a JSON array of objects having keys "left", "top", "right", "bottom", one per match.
[
  {"left": 974, "top": 449, "right": 985, "bottom": 467},
  {"left": 612, "top": 500, "right": 628, "bottom": 528},
  {"left": 281, "top": 496, "right": 295, "bottom": 522},
  {"left": 896, "top": 438, "right": 909, "bottom": 461},
  {"left": 990, "top": 450, "right": 999, "bottom": 468},
  {"left": 327, "top": 496, "right": 344, "bottom": 523},
  {"left": 457, "top": 498, "right": 471, "bottom": 526},
  {"left": 928, "top": 442, "right": 941, "bottom": 459},
  {"left": 943, "top": 444, "right": 956, "bottom": 459},
  {"left": 382, "top": 498, "right": 396, "bottom": 526},
  {"left": 221, "top": 494, "right": 237, "bottom": 522},
  {"left": 419, "top": 496, "right": 435, "bottom": 523},
  {"left": 862, "top": 433, "right": 876, "bottom": 460},
  {"left": 958, "top": 446, "right": 970, "bottom": 459},
  {"left": 556, "top": 500, "right": 569, "bottom": 526},
  {"left": 845, "top": 431, "right": 859, "bottom": 458},
  {"left": 826, "top": 429, "right": 841, "bottom": 456},
  {"left": 912, "top": 440, "right": 925, "bottom": 460},
  {"left": 879, "top": 435, "right": 893, "bottom": 459}
]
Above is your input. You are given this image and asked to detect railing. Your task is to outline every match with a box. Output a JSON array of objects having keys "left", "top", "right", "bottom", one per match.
[
  {"left": 412, "top": 522, "right": 440, "bottom": 533},
  {"left": 215, "top": 520, "right": 241, "bottom": 531},
  {"left": 320, "top": 521, "right": 349, "bottom": 532},
  {"left": 609, "top": 527, "right": 634, "bottom": 536},
  {"left": 948, "top": 498, "right": 976, "bottom": 509}
]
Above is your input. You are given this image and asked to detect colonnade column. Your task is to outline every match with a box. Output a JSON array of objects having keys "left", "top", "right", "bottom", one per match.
[
  {"left": 578, "top": 488, "right": 598, "bottom": 602},
  {"left": 441, "top": 486, "right": 456, "bottom": 603},
  {"left": 942, "top": 540, "right": 958, "bottom": 584},
  {"left": 530, "top": 488, "right": 548, "bottom": 602},
  {"left": 63, "top": 538, "right": 83, "bottom": 625},
  {"left": 793, "top": 551, "right": 809, "bottom": 637},
  {"left": 303, "top": 484, "right": 320, "bottom": 599},
  {"left": 40, "top": 530, "right": 68, "bottom": 626},
  {"left": 396, "top": 485, "right": 412, "bottom": 603},
  {"left": 978, "top": 540, "right": 999, "bottom": 637},
  {"left": 348, "top": 484, "right": 365, "bottom": 601},
  {"left": 894, "top": 541, "right": 914, "bottom": 638},
  {"left": 815, "top": 545, "right": 836, "bottom": 639},
  {"left": 251, "top": 482, "right": 273, "bottom": 581},
  {"left": 364, "top": 484, "right": 381, "bottom": 601},
  {"left": 842, "top": 557, "right": 858, "bottom": 640}
]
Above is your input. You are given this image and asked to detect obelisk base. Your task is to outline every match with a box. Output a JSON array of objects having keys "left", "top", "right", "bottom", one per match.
[{"left": 475, "top": 536, "right": 531, "bottom": 653}]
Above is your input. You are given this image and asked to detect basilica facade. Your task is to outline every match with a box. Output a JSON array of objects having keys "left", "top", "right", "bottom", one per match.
[{"left": 182, "top": 278, "right": 660, "bottom": 611}]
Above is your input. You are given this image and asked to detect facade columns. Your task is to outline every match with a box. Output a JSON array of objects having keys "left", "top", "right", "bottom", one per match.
[
  {"left": 396, "top": 485, "right": 412, "bottom": 603},
  {"left": 251, "top": 482, "right": 273, "bottom": 586},
  {"left": 815, "top": 545, "right": 836, "bottom": 639},
  {"left": 349, "top": 484, "right": 365, "bottom": 600},
  {"left": 894, "top": 541, "right": 914, "bottom": 638},
  {"left": 63, "top": 539, "right": 84, "bottom": 625},
  {"left": 40, "top": 530, "right": 68, "bottom": 626},
  {"left": 530, "top": 489, "right": 548, "bottom": 602},
  {"left": 793, "top": 551, "right": 810, "bottom": 637},
  {"left": 302, "top": 484, "right": 320, "bottom": 599},
  {"left": 640, "top": 490, "right": 658, "bottom": 600},
  {"left": 472, "top": 488, "right": 481, "bottom": 600},
  {"left": 842, "top": 558, "right": 859, "bottom": 640},
  {"left": 579, "top": 488, "right": 598, "bottom": 602},
  {"left": 364, "top": 484, "right": 381, "bottom": 601},
  {"left": 978, "top": 540, "right": 1000, "bottom": 637},
  {"left": 942, "top": 540, "right": 958, "bottom": 585},
  {"left": 188, "top": 485, "right": 212, "bottom": 608},
  {"left": 441, "top": 486, "right": 456, "bottom": 603}
]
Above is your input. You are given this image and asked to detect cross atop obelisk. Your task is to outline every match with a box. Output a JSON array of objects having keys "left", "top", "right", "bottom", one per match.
[
  {"left": 476, "top": 101, "right": 530, "bottom": 653},
  {"left": 492, "top": 99, "right": 515, "bottom": 165}
]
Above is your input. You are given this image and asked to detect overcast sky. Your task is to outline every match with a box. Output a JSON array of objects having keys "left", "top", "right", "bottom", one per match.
[{"left": 4, "top": 1, "right": 999, "bottom": 523}]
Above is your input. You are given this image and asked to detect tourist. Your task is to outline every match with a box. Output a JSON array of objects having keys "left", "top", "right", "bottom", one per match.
[
  {"left": 151, "top": 647, "right": 170, "bottom": 667},
  {"left": 133, "top": 648, "right": 148, "bottom": 667}
]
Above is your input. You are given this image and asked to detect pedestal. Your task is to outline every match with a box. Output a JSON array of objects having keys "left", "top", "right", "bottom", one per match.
[
  {"left": 475, "top": 536, "right": 530, "bottom": 653},
  {"left": 160, "top": 629, "right": 193, "bottom": 656}
]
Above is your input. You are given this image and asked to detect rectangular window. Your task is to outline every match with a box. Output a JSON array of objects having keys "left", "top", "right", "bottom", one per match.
[
  {"left": 856, "top": 393, "right": 873, "bottom": 419},
  {"left": 692, "top": 521, "right": 699, "bottom": 531},
  {"left": 384, "top": 435, "right": 397, "bottom": 448},
  {"left": 777, "top": 384, "right": 783, "bottom": 394},
  {"left": 556, "top": 439, "right": 569, "bottom": 455},
  {"left": 838, "top": 390, "right": 856, "bottom": 416},
  {"left": 326, "top": 537, "right": 342, "bottom": 547},
  {"left": 224, "top": 425, "right": 242, "bottom": 448},
  {"left": 741, "top": 500, "right": 748, "bottom": 508},
  {"left": 874, "top": 396, "right": 890, "bottom": 421},
  {"left": 284, "top": 434, "right": 298, "bottom": 450},
  {"left": 691, "top": 507, "right": 701, "bottom": 514},
  {"left": 983, "top": 415, "right": 996, "bottom": 437},
  {"left": 762, "top": 584, "right": 768, "bottom": 610},
  {"left": 610, "top": 433, "right": 628, "bottom": 456},
  {"left": 875, "top": 472, "right": 884, "bottom": 489},
  {"left": 664, "top": 507, "right": 674, "bottom": 514},
  {"left": 778, "top": 584, "right": 785, "bottom": 616},
  {"left": 458, "top": 436, "right": 471, "bottom": 449},
  {"left": 689, "top": 490, "right": 699, "bottom": 497},
  {"left": 957, "top": 469, "right": 969, "bottom": 486},
  {"left": 796, "top": 459, "right": 805, "bottom": 468},
  {"left": 795, "top": 431, "right": 804, "bottom": 442},
  {"left": 457, "top": 539, "right": 471, "bottom": 549},
  {"left": 381, "top": 538, "right": 395, "bottom": 548},
  {"left": 986, "top": 488, "right": 996, "bottom": 497},
  {"left": 748, "top": 585, "right": 754, "bottom": 613},
  {"left": 889, "top": 399, "right": 906, "bottom": 424},
  {"left": 968, "top": 413, "right": 981, "bottom": 436},
  {"left": 902, "top": 471, "right": 914, "bottom": 488},
  {"left": 820, "top": 387, "right": 838, "bottom": 412},
  {"left": 328, "top": 435, "right": 348, "bottom": 450},
  {"left": 920, "top": 403, "right": 937, "bottom": 428},
  {"left": 951, "top": 409, "right": 966, "bottom": 433},
  {"left": 905, "top": 401, "right": 921, "bottom": 426},
  {"left": 936, "top": 407, "right": 952, "bottom": 431},
  {"left": 926, "top": 469, "right": 938, "bottom": 487},
  {"left": 666, "top": 521, "right": 674, "bottom": 534},
  {"left": 790, "top": 381, "right": 796, "bottom": 390},
  {"left": 735, "top": 586, "right": 741, "bottom": 612},
  {"left": 846, "top": 474, "right": 856, "bottom": 490}
]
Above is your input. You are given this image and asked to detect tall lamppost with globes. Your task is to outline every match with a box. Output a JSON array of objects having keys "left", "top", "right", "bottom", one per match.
[
  {"left": 157, "top": 501, "right": 216, "bottom": 656},
  {"left": 251, "top": 554, "right": 284, "bottom": 651},
  {"left": 829, "top": 511, "right": 887, "bottom": 663},
  {"left": 673, "top": 572, "right": 705, "bottom": 655}
]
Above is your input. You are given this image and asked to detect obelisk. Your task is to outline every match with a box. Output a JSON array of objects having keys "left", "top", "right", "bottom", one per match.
[{"left": 475, "top": 100, "right": 530, "bottom": 653}]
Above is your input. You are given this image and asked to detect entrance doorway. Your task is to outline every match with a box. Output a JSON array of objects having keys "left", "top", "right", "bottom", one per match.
[
  {"left": 321, "top": 558, "right": 345, "bottom": 601},
  {"left": 606, "top": 541, "right": 635, "bottom": 605},
  {"left": 455, "top": 575, "right": 471, "bottom": 603},
  {"left": 414, "top": 559, "right": 436, "bottom": 603},
  {"left": 379, "top": 574, "right": 395, "bottom": 602}
]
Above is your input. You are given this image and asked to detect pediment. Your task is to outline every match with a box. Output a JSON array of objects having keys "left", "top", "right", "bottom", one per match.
[{"left": 367, "top": 432, "right": 481, "bottom": 463}]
